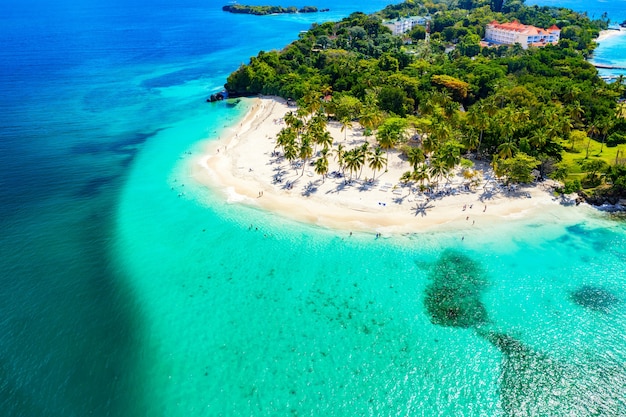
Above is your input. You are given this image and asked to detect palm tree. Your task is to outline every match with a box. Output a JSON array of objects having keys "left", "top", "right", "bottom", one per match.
[
  {"left": 284, "top": 142, "right": 298, "bottom": 173},
  {"left": 462, "top": 128, "right": 480, "bottom": 153},
  {"left": 563, "top": 86, "right": 581, "bottom": 104},
  {"left": 298, "top": 136, "right": 314, "bottom": 177},
  {"left": 275, "top": 127, "right": 296, "bottom": 154},
  {"left": 558, "top": 112, "right": 573, "bottom": 140},
  {"left": 567, "top": 101, "right": 585, "bottom": 128},
  {"left": 368, "top": 146, "right": 387, "bottom": 180},
  {"left": 311, "top": 111, "right": 328, "bottom": 132},
  {"left": 314, "top": 148, "right": 329, "bottom": 182},
  {"left": 413, "top": 163, "right": 430, "bottom": 188},
  {"left": 357, "top": 143, "right": 371, "bottom": 179},
  {"left": 586, "top": 123, "right": 600, "bottom": 159},
  {"left": 539, "top": 106, "right": 560, "bottom": 129},
  {"left": 376, "top": 129, "right": 395, "bottom": 170},
  {"left": 400, "top": 171, "right": 413, "bottom": 184},
  {"left": 283, "top": 111, "right": 298, "bottom": 128},
  {"left": 497, "top": 140, "right": 517, "bottom": 159},
  {"left": 301, "top": 91, "right": 322, "bottom": 116},
  {"left": 316, "top": 130, "right": 333, "bottom": 151},
  {"left": 466, "top": 103, "right": 490, "bottom": 154},
  {"left": 431, "top": 120, "right": 452, "bottom": 147},
  {"left": 428, "top": 158, "right": 449, "bottom": 189},
  {"left": 437, "top": 140, "right": 462, "bottom": 168},
  {"left": 421, "top": 132, "right": 438, "bottom": 156},
  {"left": 340, "top": 116, "right": 353, "bottom": 141},
  {"left": 334, "top": 143, "right": 346, "bottom": 178},
  {"left": 615, "top": 74, "right": 625, "bottom": 92},
  {"left": 376, "top": 118, "right": 408, "bottom": 169},
  {"left": 291, "top": 117, "right": 305, "bottom": 137},
  {"left": 598, "top": 116, "right": 613, "bottom": 154},
  {"left": 343, "top": 149, "right": 362, "bottom": 181},
  {"left": 528, "top": 128, "right": 548, "bottom": 151},
  {"left": 406, "top": 147, "right": 425, "bottom": 171},
  {"left": 418, "top": 95, "right": 438, "bottom": 116},
  {"left": 359, "top": 107, "right": 383, "bottom": 132}
]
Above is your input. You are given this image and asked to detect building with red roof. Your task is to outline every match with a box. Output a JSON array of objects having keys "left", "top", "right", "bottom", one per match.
[{"left": 484, "top": 20, "right": 560, "bottom": 49}]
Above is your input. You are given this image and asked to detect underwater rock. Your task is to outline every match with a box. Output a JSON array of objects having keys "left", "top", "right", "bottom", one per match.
[
  {"left": 480, "top": 330, "right": 626, "bottom": 417},
  {"left": 570, "top": 286, "right": 620, "bottom": 312},
  {"left": 423, "top": 249, "right": 488, "bottom": 328}
]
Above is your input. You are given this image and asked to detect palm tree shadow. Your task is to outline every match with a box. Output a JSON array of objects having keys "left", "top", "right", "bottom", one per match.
[
  {"left": 413, "top": 202, "right": 434, "bottom": 216},
  {"left": 393, "top": 195, "right": 406, "bottom": 204},
  {"left": 479, "top": 188, "right": 497, "bottom": 201},
  {"left": 281, "top": 178, "right": 300, "bottom": 190},
  {"left": 302, "top": 181, "right": 318, "bottom": 196},
  {"left": 327, "top": 180, "right": 351, "bottom": 194},
  {"left": 358, "top": 180, "right": 377, "bottom": 192}
]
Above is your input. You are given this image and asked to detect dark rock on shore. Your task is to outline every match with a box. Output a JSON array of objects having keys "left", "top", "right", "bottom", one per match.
[
  {"left": 206, "top": 92, "right": 227, "bottom": 102},
  {"left": 578, "top": 188, "right": 626, "bottom": 210},
  {"left": 207, "top": 90, "right": 255, "bottom": 103}
]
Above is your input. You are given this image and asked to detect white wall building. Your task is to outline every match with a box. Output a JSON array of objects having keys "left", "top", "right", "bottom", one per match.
[
  {"left": 383, "top": 16, "right": 430, "bottom": 36},
  {"left": 484, "top": 20, "right": 560, "bottom": 49}
]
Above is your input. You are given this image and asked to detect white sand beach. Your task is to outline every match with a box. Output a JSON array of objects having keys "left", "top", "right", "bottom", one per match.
[
  {"left": 192, "top": 96, "right": 579, "bottom": 234},
  {"left": 596, "top": 28, "right": 624, "bottom": 43}
]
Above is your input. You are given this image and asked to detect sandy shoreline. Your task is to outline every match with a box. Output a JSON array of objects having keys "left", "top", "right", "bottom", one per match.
[
  {"left": 191, "top": 96, "right": 580, "bottom": 234},
  {"left": 596, "top": 28, "right": 625, "bottom": 43}
]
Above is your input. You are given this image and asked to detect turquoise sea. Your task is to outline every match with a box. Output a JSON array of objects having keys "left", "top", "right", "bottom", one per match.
[{"left": 1, "top": 0, "right": 625, "bottom": 415}]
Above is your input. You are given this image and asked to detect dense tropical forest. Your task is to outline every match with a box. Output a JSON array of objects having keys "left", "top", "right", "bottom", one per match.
[
  {"left": 222, "top": 5, "right": 326, "bottom": 15},
  {"left": 224, "top": 0, "right": 626, "bottom": 202}
]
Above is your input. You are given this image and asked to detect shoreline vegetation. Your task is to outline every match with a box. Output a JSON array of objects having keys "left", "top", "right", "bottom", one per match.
[
  {"left": 199, "top": 0, "right": 626, "bottom": 232},
  {"left": 222, "top": 5, "right": 329, "bottom": 16}
]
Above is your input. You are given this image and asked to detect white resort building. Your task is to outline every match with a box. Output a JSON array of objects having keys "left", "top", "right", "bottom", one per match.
[
  {"left": 383, "top": 16, "right": 430, "bottom": 35},
  {"left": 484, "top": 20, "right": 561, "bottom": 49}
]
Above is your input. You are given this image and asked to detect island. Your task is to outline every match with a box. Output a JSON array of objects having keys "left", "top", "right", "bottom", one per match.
[
  {"left": 222, "top": 5, "right": 329, "bottom": 16},
  {"left": 201, "top": 0, "right": 626, "bottom": 230}
]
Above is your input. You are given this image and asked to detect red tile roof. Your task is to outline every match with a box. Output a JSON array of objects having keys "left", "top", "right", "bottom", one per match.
[{"left": 487, "top": 20, "right": 560, "bottom": 36}]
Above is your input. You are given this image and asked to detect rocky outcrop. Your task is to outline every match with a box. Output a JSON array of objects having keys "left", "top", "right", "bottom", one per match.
[
  {"left": 578, "top": 187, "right": 626, "bottom": 210},
  {"left": 206, "top": 91, "right": 227, "bottom": 102}
]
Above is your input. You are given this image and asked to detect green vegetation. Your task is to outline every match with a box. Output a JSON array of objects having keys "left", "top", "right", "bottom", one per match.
[
  {"left": 224, "top": 0, "right": 626, "bottom": 202},
  {"left": 222, "top": 5, "right": 326, "bottom": 15}
]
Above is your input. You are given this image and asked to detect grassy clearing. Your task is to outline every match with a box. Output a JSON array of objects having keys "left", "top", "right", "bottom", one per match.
[{"left": 559, "top": 137, "right": 626, "bottom": 181}]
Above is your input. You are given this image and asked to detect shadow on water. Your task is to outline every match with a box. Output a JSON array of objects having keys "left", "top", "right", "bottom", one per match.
[
  {"left": 477, "top": 330, "right": 626, "bottom": 417},
  {"left": 0, "top": 171, "right": 145, "bottom": 416},
  {"left": 71, "top": 128, "right": 167, "bottom": 158},
  {"left": 570, "top": 285, "right": 620, "bottom": 313},
  {"left": 76, "top": 174, "right": 121, "bottom": 197}
]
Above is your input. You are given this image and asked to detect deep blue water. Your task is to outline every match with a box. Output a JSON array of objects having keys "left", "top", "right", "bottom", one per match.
[{"left": 1, "top": 1, "right": 625, "bottom": 416}]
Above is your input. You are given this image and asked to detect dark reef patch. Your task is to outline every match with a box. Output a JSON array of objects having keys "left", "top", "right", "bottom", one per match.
[
  {"left": 570, "top": 286, "right": 620, "bottom": 312},
  {"left": 479, "top": 330, "right": 626, "bottom": 416},
  {"left": 423, "top": 249, "right": 489, "bottom": 328}
]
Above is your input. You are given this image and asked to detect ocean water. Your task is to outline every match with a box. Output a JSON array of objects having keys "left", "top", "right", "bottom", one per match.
[{"left": 1, "top": 0, "right": 625, "bottom": 416}]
